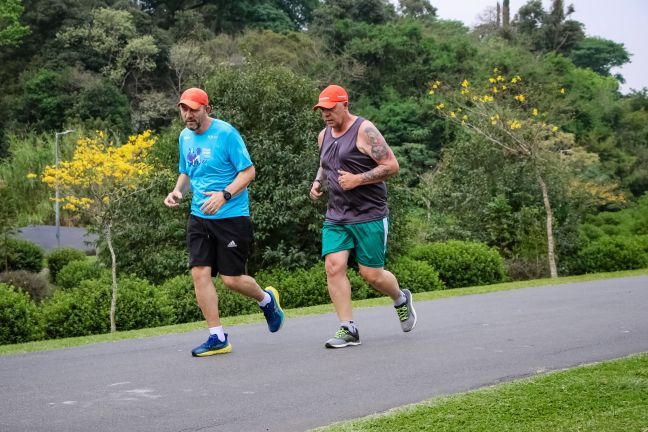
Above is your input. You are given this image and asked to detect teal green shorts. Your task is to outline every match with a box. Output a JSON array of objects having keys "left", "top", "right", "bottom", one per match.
[{"left": 322, "top": 218, "right": 390, "bottom": 268}]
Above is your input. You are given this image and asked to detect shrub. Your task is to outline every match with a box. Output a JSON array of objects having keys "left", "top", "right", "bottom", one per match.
[
  {"left": 46, "top": 247, "right": 87, "bottom": 282},
  {"left": 41, "top": 276, "right": 174, "bottom": 339},
  {"left": 410, "top": 240, "right": 507, "bottom": 288},
  {"left": 0, "top": 238, "right": 44, "bottom": 273},
  {"left": 388, "top": 256, "right": 445, "bottom": 293},
  {"left": 0, "top": 270, "right": 52, "bottom": 303},
  {"left": 575, "top": 236, "right": 648, "bottom": 273},
  {"left": 160, "top": 275, "right": 202, "bottom": 324},
  {"left": 55, "top": 260, "right": 104, "bottom": 289},
  {"left": 0, "top": 283, "right": 43, "bottom": 344}
]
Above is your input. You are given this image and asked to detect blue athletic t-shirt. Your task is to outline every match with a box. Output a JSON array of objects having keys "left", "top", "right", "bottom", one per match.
[{"left": 178, "top": 118, "right": 253, "bottom": 219}]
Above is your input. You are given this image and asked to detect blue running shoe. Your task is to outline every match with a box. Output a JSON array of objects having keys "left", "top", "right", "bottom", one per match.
[
  {"left": 191, "top": 333, "right": 232, "bottom": 357},
  {"left": 261, "top": 286, "right": 284, "bottom": 333}
]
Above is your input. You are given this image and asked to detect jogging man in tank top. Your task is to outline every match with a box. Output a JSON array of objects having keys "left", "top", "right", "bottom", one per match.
[
  {"left": 164, "top": 87, "right": 284, "bottom": 357},
  {"left": 309, "top": 84, "right": 417, "bottom": 348}
]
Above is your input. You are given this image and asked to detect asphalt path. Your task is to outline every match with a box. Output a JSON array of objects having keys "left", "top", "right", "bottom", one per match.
[{"left": 1, "top": 276, "right": 647, "bottom": 432}]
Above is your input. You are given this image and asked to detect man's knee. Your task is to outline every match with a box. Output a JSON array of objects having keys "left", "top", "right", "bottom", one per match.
[
  {"left": 359, "top": 266, "right": 384, "bottom": 285},
  {"left": 325, "top": 256, "right": 347, "bottom": 278},
  {"left": 220, "top": 274, "right": 240, "bottom": 289}
]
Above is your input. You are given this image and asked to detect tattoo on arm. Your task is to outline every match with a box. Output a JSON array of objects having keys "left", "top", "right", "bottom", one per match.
[
  {"left": 364, "top": 126, "right": 389, "bottom": 161},
  {"left": 362, "top": 165, "right": 390, "bottom": 182}
]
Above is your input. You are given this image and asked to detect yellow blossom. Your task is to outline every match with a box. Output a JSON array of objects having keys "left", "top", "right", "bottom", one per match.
[
  {"left": 436, "top": 103, "right": 445, "bottom": 110},
  {"left": 26, "top": 173, "right": 37, "bottom": 179},
  {"left": 461, "top": 79, "right": 470, "bottom": 88}
]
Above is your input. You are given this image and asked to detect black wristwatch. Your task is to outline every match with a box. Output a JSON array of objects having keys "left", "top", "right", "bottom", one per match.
[{"left": 223, "top": 190, "right": 232, "bottom": 201}]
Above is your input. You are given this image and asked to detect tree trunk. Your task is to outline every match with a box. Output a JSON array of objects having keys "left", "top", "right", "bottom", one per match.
[
  {"left": 536, "top": 170, "right": 558, "bottom": 278},
  {"left": 105, "top": 223, "right": 119, "bottom": 332}
]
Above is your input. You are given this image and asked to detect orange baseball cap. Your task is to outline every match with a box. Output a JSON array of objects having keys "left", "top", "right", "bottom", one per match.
[
  {"left": 178, "top": 88, "right": 209, "bottom": 110},
  {"left": 313, "top": 84, "right": 348, "bottom": 111}
]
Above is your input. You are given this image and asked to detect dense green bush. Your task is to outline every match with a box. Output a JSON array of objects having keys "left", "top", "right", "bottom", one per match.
[
  {"left": 0, "top": 238, "right": 44, "bottom": 273},
  {"left": 388, "top": 256, "right": 445, "bottom": 293},
  {"left": 46, "top": 247, "right": 87, "bottom": 282},
  {"left": 41, "top": 276, "right": 174, "bottom": 339},
  {"left": 0, "top": 283, "right": 43, "bottom": 345},
  {"left": 55, "top": 260, "right": 105, "bottom": 289},
  {"left": 0, "top": 270, "right": 51, "bottom": 303},
  {"left": 575, "top": 235, "right": 648, "bottom": 273},
  {"left": 410, "top": 240, "right": 507, "bottom": 288},
  {"left": 160, "top": 275, "right": 202, "bottom": 324}
]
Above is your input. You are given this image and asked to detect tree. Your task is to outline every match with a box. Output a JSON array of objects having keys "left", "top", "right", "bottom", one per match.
[
  {"left": 0, "top": 0, "right": 30, "bottom": 47},
  {"left": 56, "top": 8, "right": 160, "bottom": 92},
  {"left": 514, "top": 0, "right": 584, "bottom": 55},
  {"left": 429, "top": 68, "right": 623, "bottom": 277},
  {"left": 569, "top": 37, "right": 631, "bottom": 81},
  {"left": 397, "top": 0, "right": 436, "bottom": 19},
  {"left": 41, "top": 131, "right": 158, "bottom": 332}
]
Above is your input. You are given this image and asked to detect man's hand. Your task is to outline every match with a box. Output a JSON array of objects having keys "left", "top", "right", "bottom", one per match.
[
  {"left": 164, "top": 190, "right": 182, "bottom": 208},
  {"left": 337, "top": 170, "right": 360, "bottom": 191},
  {"left": 200, "top": 191, "right": 225, "bottom": 215},
  {"left": 309, "top": 181, "right": 324, "bottom": 201}
]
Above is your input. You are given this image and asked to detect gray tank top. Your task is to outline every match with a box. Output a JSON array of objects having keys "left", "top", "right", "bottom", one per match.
[{"left": 320, "top": 116, "right": 388, "bottom": 224}]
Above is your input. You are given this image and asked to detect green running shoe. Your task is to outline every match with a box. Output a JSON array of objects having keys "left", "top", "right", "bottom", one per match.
[
  {"left": 395, "top": 289, "right": 417, "bottom": 332},
  {"left": 325, "top": 325, "right": 361, "bottom": 348}
]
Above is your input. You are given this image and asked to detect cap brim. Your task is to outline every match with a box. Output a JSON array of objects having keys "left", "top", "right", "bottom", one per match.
[
  {"left": 313, "top": 101, "right": 338, "bottom": 111},
  {"left": 178, "top": 100, "right": 202, "bottom": 110}
]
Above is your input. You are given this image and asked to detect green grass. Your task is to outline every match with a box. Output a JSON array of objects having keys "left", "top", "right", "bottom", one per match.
[
  {"left": 1, "top": 268, "right": 646, "bottom": 357},
  {"left": 310, "top": 352, "right": 648, "bottom": 432}
]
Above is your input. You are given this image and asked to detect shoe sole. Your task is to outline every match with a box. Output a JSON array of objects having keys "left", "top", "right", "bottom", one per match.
[
  {"left": 192, "top": 344, "right": 233, "bottom": 357},
  {"left": 325, "top": 341, "right": 361, "bottom": 349},
  {"left": 402, "top": 289, "right": 417, "bottom": 333},
  {"left": 265, "top": 286, "right": 285, "bottom": 332}
]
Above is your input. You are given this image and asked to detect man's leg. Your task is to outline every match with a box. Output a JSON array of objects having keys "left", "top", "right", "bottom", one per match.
[
  {"left": 190, "top": 265, "right": 232, "bottom": 356},
  {"left": 325, "top": 250, "right": 353, "bottom": 321},
  {"left": 220, "top": 274, "right": 265, "bottom": 301},
  {"left": 357, "top": 265, "right": 401, "bottom": 300},
  {"left": 220, "top": 274, "right": 285, "bottom": 333},
  {"left": 192, "top": 265, "right": 221, "bottom": 327}
]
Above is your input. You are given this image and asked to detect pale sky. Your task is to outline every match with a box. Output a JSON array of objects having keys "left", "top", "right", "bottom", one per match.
[{"left": 428, "top": 0, "right": 647, "bottom": 93}]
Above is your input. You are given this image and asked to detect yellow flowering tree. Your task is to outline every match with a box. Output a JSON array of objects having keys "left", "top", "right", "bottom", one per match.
[
  {"left": 42, "top": 130, "right": 157, "bottom": 332},
  {"left": 429, "top": 69, "right": 624, "bottom": 278}
]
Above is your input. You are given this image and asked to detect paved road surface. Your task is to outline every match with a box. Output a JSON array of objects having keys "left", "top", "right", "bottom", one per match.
[{"left": 1, "top": 276, "right": 647, "bottom": 432}]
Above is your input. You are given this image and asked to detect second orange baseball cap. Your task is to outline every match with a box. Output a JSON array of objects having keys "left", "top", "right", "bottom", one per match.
[
  {"left": 178, "top": 88, "right": 209, "bottom": 110},
  {"left": 313, "top": 85, "right": 348, "bottom": 111}
]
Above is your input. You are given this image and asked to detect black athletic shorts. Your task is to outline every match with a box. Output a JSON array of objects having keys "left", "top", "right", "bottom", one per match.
[{"left": 187, "top": 215, "right": 253, "bottom": 277}]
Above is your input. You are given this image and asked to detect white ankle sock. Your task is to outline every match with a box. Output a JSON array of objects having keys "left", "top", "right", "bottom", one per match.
[
  {"left": 258, "top": 291, "right": 271, "bottom": 307},
  {"left": 209, "top": 326, "right": 225, "bottom": 340},
  {"left": 341, "top": 320, "right": 356, "bottom": 332},
  {"left": 394, "top": 291, "right": 407, "bottom": 306}
]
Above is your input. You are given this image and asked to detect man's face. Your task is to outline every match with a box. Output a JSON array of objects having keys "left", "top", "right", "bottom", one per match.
[
  {"left": 320, "top": 102, "right": 347, "bottom": 130},
  {"left": 180, "top": 104, "right": 210, "bottom": 131}
]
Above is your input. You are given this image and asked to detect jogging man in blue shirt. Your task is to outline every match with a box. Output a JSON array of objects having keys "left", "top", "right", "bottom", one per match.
[{"left": 165, "top": 88, "right": 284, "bottom": 357}]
